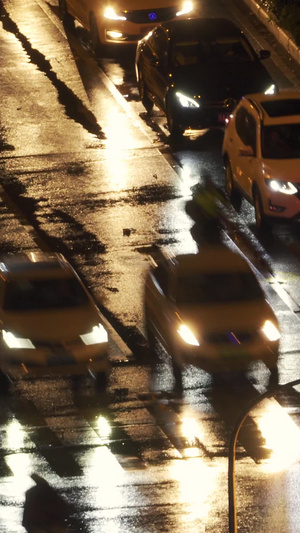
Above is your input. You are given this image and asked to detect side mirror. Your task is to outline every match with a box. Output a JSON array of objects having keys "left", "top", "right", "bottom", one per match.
[
  {"left": 239, "top": 145, "right": 254, "bottom": 157},
  {"left": 259, "top": 49, "right": 271, "bottom": 60}
]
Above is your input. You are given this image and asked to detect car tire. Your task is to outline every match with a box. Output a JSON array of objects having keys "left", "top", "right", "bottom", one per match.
[
  {"left": 268, "top": 365, "right": 279, "bottom": 387},
  {"left": 171, "top": 357, "right": 183, "bottom": 392},
  {"left": 58, "top": 0, "right": 75, "bottom": 29},
  {"left": 225, "top": 161, "right": 241, "bottom": 210},
  {"left": 145, "top": 310, "right": 158, "bottom": 358},
  {"left": 0, "top": 370, "right": 10, "bottom": 395},
  {"left": 90, "top": 14, "right": 104, "bottom": 56},
  {"left": 166, "top": 101, "right": 184, "bottom": 141},
  {"left": 138, "top": 71, "right": 153, "bottom": 113},
  {"left": 253, "top": 188, "right": 269, "bottom": 231},
  {"left": 95, "top": 371, "right": 108, "bottom": 390}
]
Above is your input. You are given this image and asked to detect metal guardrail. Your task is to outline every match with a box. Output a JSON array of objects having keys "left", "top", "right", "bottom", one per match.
[{"left": 228, "top": 378, "right": 300, "bottom": 533}]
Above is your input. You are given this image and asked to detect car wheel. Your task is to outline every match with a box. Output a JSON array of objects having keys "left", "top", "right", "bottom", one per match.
[
  {"left": 58, "top": 0, "right": 75, "bottom": 29},
  {"left": 145, "top": 310, "right": 158, "bottom": 357},
  {"left": 225, "top": 161, "right": 241, "bottom": 210},
  {"left": 166, "top": 101, "right": 184, "bottom": 140},
  {"left": 253, "top": 188, "right": 269, "bottom": 231},
  {"left": 267, "top": 365, "right": 279, "bottom": 387},
  {"left": 95, "top": 371, "right": 108, "bottom": 390},
  {"left": 0, "top": 370, "right": 10, "bottom": 395},
  {"left": 90, "top": 14, "right": 104, "bottom": 56},
  {"left": 138, "top": 71, "right": 153, "bottom": 113},
  {"left": 171, "top": 357, "right": 183, "bottom": 392}
]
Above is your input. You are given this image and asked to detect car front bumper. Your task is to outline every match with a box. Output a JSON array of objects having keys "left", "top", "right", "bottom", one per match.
[
  {"left": 261, "top": 185, "right": 300, "bottom": 220},
  {"left": 0, "top": 342, "right": 110, "bottom": 379},
  {"left": 176, "top": 341, "right": 279, "bottom": 372}
]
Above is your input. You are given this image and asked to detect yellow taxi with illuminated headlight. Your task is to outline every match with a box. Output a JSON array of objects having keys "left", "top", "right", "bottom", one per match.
[
  {"left": 144, "top": 246, "right": 280, "bottom": 382},
  {"left": 0, "top": 252, "right": 110, "bottom": 388},
  {"left": 59, "top": 0, "right": 194, "bottom": 54}
]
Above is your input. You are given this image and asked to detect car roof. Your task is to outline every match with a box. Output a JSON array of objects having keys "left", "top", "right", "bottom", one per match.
[
  {"left": 169, "top": 246, "right": 252, "bottom": 275},
  {"left": 0, "top": 252, "right": 74, "bottom": 281},
  {"left": 242, "top": 90, "right": 300, "bottom": 125},
  {"left": 158, "top": 17, "right": 244, "bottom": 42}
]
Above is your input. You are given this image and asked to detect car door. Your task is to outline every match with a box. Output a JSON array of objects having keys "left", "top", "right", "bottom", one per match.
[
  {"left": 143, "top": 28, "right": 169, "bottom": 111},
  {"left": 232, "top": 107, "right": 259, "bottom": 199}
]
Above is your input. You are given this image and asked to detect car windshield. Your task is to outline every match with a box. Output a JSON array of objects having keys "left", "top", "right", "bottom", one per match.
[
  {"left": 176, "top": 271, "right": 263, "bottom": 304},
  {"left": 3, "top": 277, "right": 90, "bottom": 311},
  {"left": 261, "top": 124, "right": 300, "bottom": 159},
  {"left": 172, "top": 37, "right": 254, "bottom": 67}
]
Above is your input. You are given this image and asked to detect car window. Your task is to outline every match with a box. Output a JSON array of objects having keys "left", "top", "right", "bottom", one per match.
[
  {"left": 235, "top": 108, "right": 257, "bottom": 153},
  {"left": 261, "top": 124, "right": 300, "bottom": 159},
  {"left": 148, "top": 28, "right": 168, "bottom": 63},
  {"left": 3, "top": 277, "right": 90, "bottom": 311},
  {"left": 176, "top": 272, "right": 263, "bottom": 304},
  {"left": 172, "top": 37, "right": 254, "bottom": 67}
]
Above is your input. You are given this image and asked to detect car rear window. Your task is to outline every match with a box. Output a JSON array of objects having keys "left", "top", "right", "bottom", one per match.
[
  {"left": 176, "top": 272, "right": 263, "bottom": 304},
  {"left": 3, "top": 278, "right": 90, "bottom": 311},
  {"left": 261, "top": 100, "right": 300, "bottom": 117}
]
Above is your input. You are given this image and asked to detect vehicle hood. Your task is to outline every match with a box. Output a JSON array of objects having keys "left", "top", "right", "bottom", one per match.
[
  {"left": 177, "top": 300, "right": 277, "bottom": 332},
  {"left": 170, "top": 63, "right": 273, "bottom": 101},
  {"left": 262, "top": 159, "right": 300, "bottom": 181},
  {"left": 1, "top": 306, "right": 102, "bottom": 341}
]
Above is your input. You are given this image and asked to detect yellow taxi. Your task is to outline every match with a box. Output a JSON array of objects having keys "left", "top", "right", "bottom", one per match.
[{"left": 59, "top": 0, "right": 194, "bottom": 54}]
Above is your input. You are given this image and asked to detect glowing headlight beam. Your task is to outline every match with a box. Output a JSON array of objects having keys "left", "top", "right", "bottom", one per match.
[
  {"left": 176, "top": 1, "right": 193, "bottom": 16},
  {"left": 177, "top": 324, "right": 200, "bottom": 346},
  {"left": 264, "top": 84, "right": 276, "bottom": 95},
  {"left": 176, "top": 92, "right": 200, "bottom": 108},
  {"left": 261, "top": 320, "right": 280, "bottom": 342},
  {"left": 267, "top": 179, "right": 297, "bottom": 195},
  {"left": 80, "top": 324, "right": 108, "bottom": 345},
  {"left": 2, "top": 330, "right": 35, "bottom": 349},
  {"left": 104, "top": 7, "right": 126, "bottom": 20}
]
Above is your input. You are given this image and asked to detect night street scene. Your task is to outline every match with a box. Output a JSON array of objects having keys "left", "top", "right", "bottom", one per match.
[{"left": 2, "top": 0, "right": 300, "bottom": 531}]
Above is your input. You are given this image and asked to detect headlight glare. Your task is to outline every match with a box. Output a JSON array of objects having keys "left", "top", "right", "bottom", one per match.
[
  {"left": 175, "top": 92, "right": 200, "bottom": 108},
  {"left": 177, "top": 324, "right": 200, "bottom": 346},
  {"left": 80, "top": 324, "right": 108, "bottom": 345},
  {"left": 265, "top": 179, "right": 297, "bottom": 195},
  {"left": 104, "top": 7, "right": 126, "bottom": 20},
  {"left": 2, "top": 330, "right": 35, "bottom": 349},
  {"left": 176, "top": 1, "right": 193, "bottom": 16},
  {"left": 261, "top": 320, "right": 280, "bottom": 342},
  {"left": 264, "top": 84, "right": 276, "bottom": 95}
]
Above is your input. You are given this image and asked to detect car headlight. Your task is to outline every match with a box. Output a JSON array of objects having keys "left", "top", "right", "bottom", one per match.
[
  {"left": 264, "top": 84, "right": 276, "bottom": 95},
  {"left": 103, "top": 7, "right": 126, "bottom": 20},
  {"left": 177, "top": 324, "right": 200, "bottom": 346},
  {"left": 2, "top": 330, "right": 35, "bottom": 349},
  {"left": 176, "top": 1, "right": 193, "bottom": 16},
  {"left": 265, "top": 179, "right": 298, "bottom": 195},
  {"left": 80, "top": 324, "right": 108, "bottom": 345},
  {"left": 261, "top": 320, "right": 280, "bottom": 342},
  {"left": 175, "top": 92, "right": 200, "bottom": 108}
]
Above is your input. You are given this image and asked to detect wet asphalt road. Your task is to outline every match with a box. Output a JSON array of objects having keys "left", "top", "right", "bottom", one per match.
[{"left": 2, "top": 1, "right": 300, "bottom": 532}]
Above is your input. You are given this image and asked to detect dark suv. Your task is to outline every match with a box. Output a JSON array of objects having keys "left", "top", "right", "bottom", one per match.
[{"left": 135, "top": 17, "right": 277, "bottom": 138}]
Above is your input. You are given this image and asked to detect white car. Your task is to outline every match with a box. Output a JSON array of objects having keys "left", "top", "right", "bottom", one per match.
[
  {"left": 59, "top": 0, "right": 194, "bottom": 54},
  {"left": 222, "top": 90, "right": 300, "bottom": 230},
  {"left": 0, "top": 252, "right": 110, "bottom": 388},
  {"left": 144, "top": 246, "right": 280, "bottom": 385}
]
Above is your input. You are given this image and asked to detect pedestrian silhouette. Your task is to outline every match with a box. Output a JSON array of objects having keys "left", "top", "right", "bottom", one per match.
[{"left": 22, "top": 473, "right": 72, "bottom": 532}]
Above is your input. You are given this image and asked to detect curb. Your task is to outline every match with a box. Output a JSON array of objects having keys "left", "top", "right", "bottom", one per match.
[{"left": 243, "top": 0, "right": 300, "bottom": 65}]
